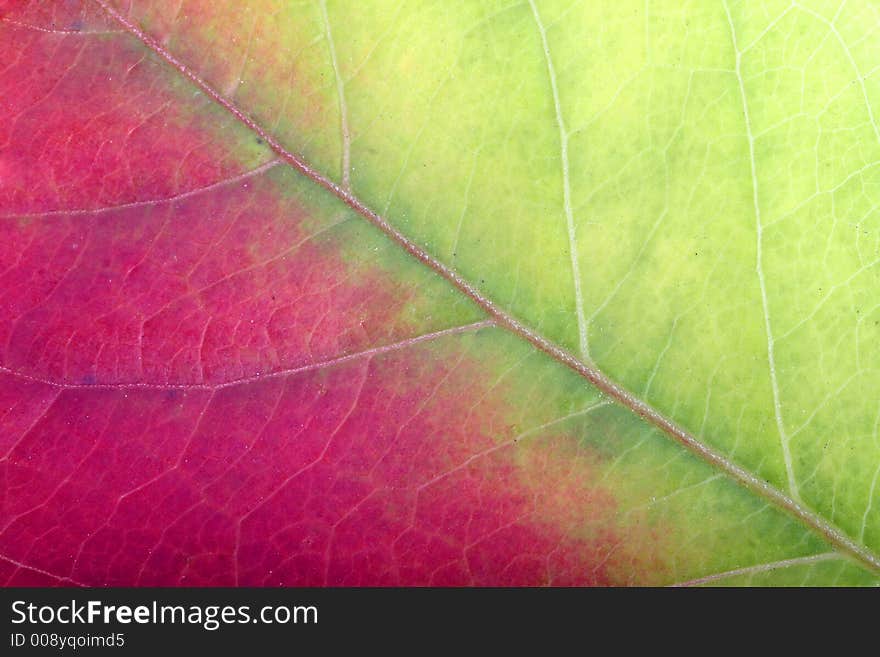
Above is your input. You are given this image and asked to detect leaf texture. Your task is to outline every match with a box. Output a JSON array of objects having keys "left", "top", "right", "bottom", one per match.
[{"left": 1, "top": 0, "right": 879, "bottom": 586}]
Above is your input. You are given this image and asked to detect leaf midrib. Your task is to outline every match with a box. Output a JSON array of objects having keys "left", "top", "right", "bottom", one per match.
[{"left": 93, "top": 0, "right": 880, "bottom": 577}]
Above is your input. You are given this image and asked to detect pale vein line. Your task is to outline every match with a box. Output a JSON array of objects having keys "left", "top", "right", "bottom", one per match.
[
  {"left": 417, "top": 397, "right": 614, "bottom": 494},
  {"left": 737, "top": 4, "right": 795, "bottom": 55},
  {"left": 788, "top": 370, "right": 860, "bottom": 439},
  {"left": 528, "top": 0, "right": 589, "bottom": 360},
  {"left": 511, "top": 398, "right": 613, "bottom": 443},
  {"left": 776, "top": 258, "right": 880, "bottom": 343},
  {"left": 0, "top": 320, "right": 495, "bottom": 391},
  {"left": 0, "top": 17, "right": 123, "bottom": 36},
  {"left": 1, "top": 159, "right": 281, "bottom": 219},
  {"left": 643, "top": 316, "right": 680, "bottom": 398},
  {"left": 90, "top": 0, "right": 880, "bottom": 576},
  {"left": 796, "top": 2, "right": 880, "bottom": 146},
  {"left": 451, "top": 145, "right": 482, "bottom": 261},
  {"left": 240, "top": 358, "right": 371, "bottom": 586},
  {"left": 670, "top": 552, "right": 841, "bottom": 587},
  {"left": 724, "top": 1, "right": 798, "bottom": 501},
  {"left": 861, "top": 464, "right": 880, "bottom": 543},
  {"left": 0, "top": 554, "right": 86, "bottom": 587},
  {"left": 319, "top": 0, "right": 351, "bottom": 190},
  {"left": 624, "top": 474, "right": 723, "bottom": 516},
  {"left": 221, "top": 383, "right": 286, "bottom": 586},
  {"left": 223, "top": 13, "right": 258, "bottom": 98},
  {"left": 860, "top": 403, "right": 880, "bottom": 541},
  {"left": 0, "top": 390, "right": 62, "bottom": 461}
]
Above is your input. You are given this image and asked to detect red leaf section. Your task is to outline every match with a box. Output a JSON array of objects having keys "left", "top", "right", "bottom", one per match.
[
  {"left": 1, "top": 0, "right": 108, "bottom": 34},
  {"left": 0, "top": 17, "right": 435, "bottom": 386},
  {"left": 0, "top": 172, "right": 434, "bottom": 386},
  {"left": 1, "top": 347, "right": 664, "bottom": 586},
  {"left": 0, "top": 2, "right": 666, "bottom": 585},
  {"left": 0, "top": 4, "right": 263, "bottom": 214}
]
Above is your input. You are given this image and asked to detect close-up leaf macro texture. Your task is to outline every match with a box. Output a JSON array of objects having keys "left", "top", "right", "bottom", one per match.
[{"left": 2, "top": 0, "right": 880, "bottom": 587}]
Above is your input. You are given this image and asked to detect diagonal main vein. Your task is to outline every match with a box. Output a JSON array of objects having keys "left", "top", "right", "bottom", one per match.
[{"left": 92, "top": 0, "right": 880, "bottom": 576}]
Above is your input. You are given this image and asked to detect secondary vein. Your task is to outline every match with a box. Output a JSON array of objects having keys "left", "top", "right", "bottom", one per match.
[
  {"left": 669, "top": 552, "right": 842, "bottom": 587},
  {"left": 528, "top": 0, "right": 590, "bottom": 360},
  {"left": 723, "top": 0, "right": 799, "bottom": 501},
  {"left": 0, "top": 320, "right": 495, "bottom": 391},
  {"left": 319, "top": 0, "right": 352, "bottom": 190}
]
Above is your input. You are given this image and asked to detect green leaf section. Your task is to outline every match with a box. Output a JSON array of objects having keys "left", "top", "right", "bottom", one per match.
[{"left": 117, "top": 0, "right": 880, "bottom": 582}]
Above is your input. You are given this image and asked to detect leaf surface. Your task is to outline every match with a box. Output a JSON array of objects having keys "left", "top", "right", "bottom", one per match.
[{"left": 1, "top": 0, "right": 879, "bottom": 585}]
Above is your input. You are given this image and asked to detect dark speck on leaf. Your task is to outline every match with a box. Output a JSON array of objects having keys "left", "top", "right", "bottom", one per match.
[
  {"left": 256, "top": 138, "right": 264, "bottom": 145},
  {"left": 81, "top": 373, "right": 97, "bottom": 385}
]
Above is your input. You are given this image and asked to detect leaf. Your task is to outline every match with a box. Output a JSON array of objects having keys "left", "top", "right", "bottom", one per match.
[{"left": 0, "top": 0, "right": 878, "bottom": 586}]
